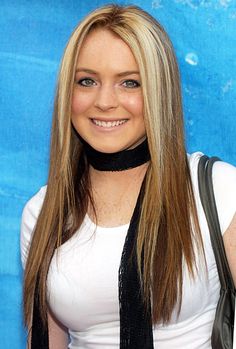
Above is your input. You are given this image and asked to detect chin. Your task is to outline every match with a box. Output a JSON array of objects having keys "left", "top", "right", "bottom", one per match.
[
  {"left": 93, "top": 144, "right": 126, "bottom": 154},
  {"left": 80, "top": 133, "right": 146, "bottom": 153},
  {"left": 87, "top": 139, "right": 130, "bottom": 154},
  {"left": 89, "top": 138, "right": 146, "bottom": 154}
]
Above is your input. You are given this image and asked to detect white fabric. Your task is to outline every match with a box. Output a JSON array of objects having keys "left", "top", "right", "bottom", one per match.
[{"left": 21, "top": 152, "right": 236, "bottom": 349}]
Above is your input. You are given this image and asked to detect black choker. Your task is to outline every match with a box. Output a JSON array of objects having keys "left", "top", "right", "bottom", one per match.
[{"left": 82, "top": 139, "right": 150, "bottom": 171}]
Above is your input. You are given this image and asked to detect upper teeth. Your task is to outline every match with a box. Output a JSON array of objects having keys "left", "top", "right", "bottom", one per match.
[{"left": 93, "top": 119, "right": 127, "bottom": 127}]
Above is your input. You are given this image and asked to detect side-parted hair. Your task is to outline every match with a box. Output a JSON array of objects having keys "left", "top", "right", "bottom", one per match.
[{"left": 24, "top": 4, "right": 203, "bottom": 328}]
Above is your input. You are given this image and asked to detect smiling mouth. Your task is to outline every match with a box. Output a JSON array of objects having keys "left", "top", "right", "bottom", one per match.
[{"left": 91, "top": 119, "right": 128, "bottom": 128}]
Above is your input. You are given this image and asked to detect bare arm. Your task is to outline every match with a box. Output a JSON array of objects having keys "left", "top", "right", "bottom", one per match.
[
  {"left": 26, "top": 310, "right": 69, "bottom": 349},
  {"left": 48, "top": 309, "right": 69, "bottom": 349},
  {"left": 223, "top": 212, "right": 236, "bottom": 286}
]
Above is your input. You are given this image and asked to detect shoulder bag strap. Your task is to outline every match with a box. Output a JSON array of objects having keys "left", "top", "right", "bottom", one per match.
[{"left": 197, "top": 155, "right": 235, "bottom": 291}]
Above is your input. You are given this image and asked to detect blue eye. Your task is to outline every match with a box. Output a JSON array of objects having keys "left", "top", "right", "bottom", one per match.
[
  {"left": 77, "top": 78, "right": 96, "bottom": 87},
  {"left": 123, "top": 80, "right": 140, "bottom": 88}
]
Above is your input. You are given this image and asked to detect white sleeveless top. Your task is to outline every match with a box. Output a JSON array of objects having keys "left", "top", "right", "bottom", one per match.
[{"left": 21, "top": 152, "right": 236, "bottom": 348}]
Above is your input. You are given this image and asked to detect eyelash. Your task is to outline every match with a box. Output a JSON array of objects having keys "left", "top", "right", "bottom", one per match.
[
  {"left": 122, "top": 79, "right": 140, "bottom": 88},
  {"left": 76, "top": 78, "right": 141, "bottom": 88},
  {"left": 77, "top": 78, "right": 96, "bottom": 87}
]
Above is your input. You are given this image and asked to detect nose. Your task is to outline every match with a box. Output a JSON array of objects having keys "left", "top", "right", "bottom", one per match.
[{"left": 94, "top": 85, "right": 118, "bottom": 111}]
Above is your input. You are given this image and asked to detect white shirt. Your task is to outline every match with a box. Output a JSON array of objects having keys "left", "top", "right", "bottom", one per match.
[{"left": 21, "top": 152, "right": 236, "bottom": 348}]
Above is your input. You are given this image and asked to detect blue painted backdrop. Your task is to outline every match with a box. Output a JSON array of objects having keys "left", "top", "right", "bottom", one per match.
[{"left": 0, "top": 0, "right": 235, "bottom": 347}]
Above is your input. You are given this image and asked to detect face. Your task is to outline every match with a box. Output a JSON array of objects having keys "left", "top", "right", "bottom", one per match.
[{"left": 71, "top": 28, "right": 146, "bottom": 153}]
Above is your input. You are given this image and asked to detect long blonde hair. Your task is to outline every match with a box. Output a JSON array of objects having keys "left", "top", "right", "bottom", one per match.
[{"left": 24, "top": 4, "right": 202, "bottom": 327}]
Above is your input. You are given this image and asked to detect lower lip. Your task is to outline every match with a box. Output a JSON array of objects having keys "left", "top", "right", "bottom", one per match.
[{"left": 90, "top": 119, "right": 128, "bottom": 132}]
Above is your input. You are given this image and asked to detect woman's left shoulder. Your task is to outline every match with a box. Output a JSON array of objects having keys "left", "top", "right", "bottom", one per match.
[
  {"left": 188, "top": 152, "right": 236, "bottom": 234},
  {"left": 212, "top": 158, "right": 236, "bottom": 234}
]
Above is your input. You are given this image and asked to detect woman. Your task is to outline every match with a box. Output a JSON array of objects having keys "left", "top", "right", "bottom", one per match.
[{"left": 21, "top": 4, "right": 236, "bottom": 349}]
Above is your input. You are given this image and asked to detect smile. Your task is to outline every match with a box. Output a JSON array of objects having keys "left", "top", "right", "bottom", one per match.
[{"left": 92, "top": 119, "right": 128, "bottom": 128}]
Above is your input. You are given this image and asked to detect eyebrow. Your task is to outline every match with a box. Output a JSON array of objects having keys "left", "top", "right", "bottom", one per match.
[{"left": 75, "top": 68, "right": 140, "bottom": 77}]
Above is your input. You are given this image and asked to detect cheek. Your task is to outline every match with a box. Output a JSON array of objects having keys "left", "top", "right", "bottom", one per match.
[
  {"left": 121, "top": 93, "right": 143, "bottom": 117},
  {"left": 71, "top": 91, "right": 93, "bottom": 115}
]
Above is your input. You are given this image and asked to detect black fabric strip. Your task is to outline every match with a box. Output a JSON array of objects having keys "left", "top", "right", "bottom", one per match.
[
  {"left": 119, "top": 181, "right": 154, "bottom": 348},
  {"left": 31, "top": 285, "right": 49, "bottom": 349},
  {"left": 82, "top": 138, "right": 150, "bottom": 171}
]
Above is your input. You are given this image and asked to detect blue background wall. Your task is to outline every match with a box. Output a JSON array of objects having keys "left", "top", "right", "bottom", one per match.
[{"left": 0, "top": 0, "right": 235, "bottom": 347}]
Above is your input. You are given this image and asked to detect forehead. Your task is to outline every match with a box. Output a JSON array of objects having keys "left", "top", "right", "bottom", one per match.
[{"left": 76, "top": 28, "right": 139, "bottom": 71}]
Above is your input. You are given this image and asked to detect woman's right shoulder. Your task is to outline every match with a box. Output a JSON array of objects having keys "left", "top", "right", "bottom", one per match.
[{"left": 20, "top": 185, "right": 47, "bottom": 269}]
